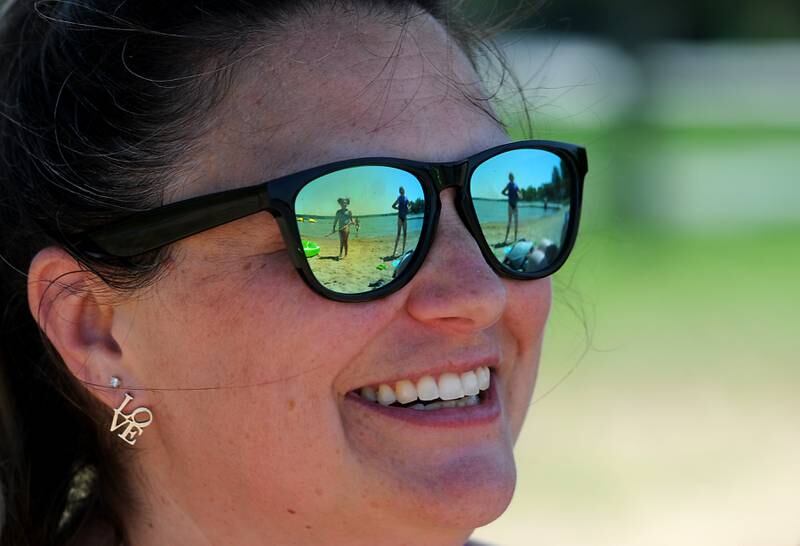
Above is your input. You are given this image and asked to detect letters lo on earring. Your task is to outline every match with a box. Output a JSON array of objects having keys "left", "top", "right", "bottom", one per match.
[{"left": 110, "top": 393, "right": 153, "bottom": 446}]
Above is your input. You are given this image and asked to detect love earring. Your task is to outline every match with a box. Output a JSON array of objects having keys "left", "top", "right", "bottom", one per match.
[{"left": 109, "top": 391, "right": 154, "bottom": 446}]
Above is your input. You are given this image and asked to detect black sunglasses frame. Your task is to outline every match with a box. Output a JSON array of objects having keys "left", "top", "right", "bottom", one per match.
[{"left": 76, "top": 140, "right": 588, "bottom": 303}]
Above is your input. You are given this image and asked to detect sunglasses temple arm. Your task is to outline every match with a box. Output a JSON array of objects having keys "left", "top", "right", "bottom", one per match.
[{"left": 79, "top": 186, "right": 267, "bottom": 258}]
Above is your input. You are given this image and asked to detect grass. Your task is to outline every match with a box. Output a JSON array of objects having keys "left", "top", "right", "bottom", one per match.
[
  {"left": 544, "top": 226, "right": 799, "bottom": 377},
  {"left": 471, "top": 225, "right": 800, "bottom": 545}
]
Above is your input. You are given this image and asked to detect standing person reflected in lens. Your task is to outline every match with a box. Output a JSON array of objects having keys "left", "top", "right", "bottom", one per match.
[
  {"left": 332, "top": 197, "right": 353, "bottom": 260},
  {"left": 501, "top": 172, "right": 519, "bottom": 244},
  {"left": 392, "top": 186, "right": 409, "bottom": 257}
]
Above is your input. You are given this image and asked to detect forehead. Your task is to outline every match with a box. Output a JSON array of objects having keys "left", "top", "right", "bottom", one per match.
[{"left": 176, "top": 8, "right": 508, "bottom": 198}]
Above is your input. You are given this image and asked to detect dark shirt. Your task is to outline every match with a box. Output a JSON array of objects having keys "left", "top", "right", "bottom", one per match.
[
  {"left": 396, "top": 194, "right": 409, "bottom": 219},
  {"left": 504, "top": 182, "right": 519, "bottom": 208}
]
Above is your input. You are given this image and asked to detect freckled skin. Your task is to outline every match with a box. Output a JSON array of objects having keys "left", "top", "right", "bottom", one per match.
[{"left": 111, "top": 8, "right": 550, "bottom": 546}]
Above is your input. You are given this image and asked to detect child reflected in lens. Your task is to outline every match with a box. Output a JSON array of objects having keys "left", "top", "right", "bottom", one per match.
[{"left": 332, "top": 197, "right": 353, "bottom": 260}]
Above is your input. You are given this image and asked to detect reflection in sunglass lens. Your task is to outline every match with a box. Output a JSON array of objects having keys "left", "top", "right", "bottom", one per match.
[
  {"left": 294, "top": 166, "right": 426, "bottom": 295},
  {"left": 470, "top": 149, "right": 573, "bottom": 275}
]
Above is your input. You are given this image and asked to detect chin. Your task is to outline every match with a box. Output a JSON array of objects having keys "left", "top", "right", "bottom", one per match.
[{"left": 393, "top": 447, "right": 518, "bottom": 531}]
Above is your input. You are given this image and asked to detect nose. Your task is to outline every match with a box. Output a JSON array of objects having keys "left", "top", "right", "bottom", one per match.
[{"left": 404, "top": 189, "right": 507, "bottom": 333}]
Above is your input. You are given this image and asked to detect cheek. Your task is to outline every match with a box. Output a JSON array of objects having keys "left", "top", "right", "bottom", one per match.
[
  {"left": 503, "top": 277, "right": 552, "bottom": 438},
  {"left": 132, "top": 251, "right": 313, "bottom": 387},
  {"left": 124, "top": 255, "right": 346, "bottom": 489},
  {"left": 127, "top": 244, "right": 398, "bottom": 420},
  {"left": 515, "top": 276, "right": 552, "bottom": 350},
  {"left": 126, "top": 250, "right": 411, "bottom": 511}
]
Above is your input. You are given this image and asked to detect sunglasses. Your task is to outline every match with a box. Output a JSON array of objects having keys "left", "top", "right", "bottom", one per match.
[{"left": 76, "top": 140, "right": 588, "bottom": 302}]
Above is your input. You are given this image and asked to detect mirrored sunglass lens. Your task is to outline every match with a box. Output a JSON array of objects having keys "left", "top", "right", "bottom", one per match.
[
  {"left": 294, "top": 166, "right": 426, "bottom": 295},
  {"left": 470, "top": 149, "right": 573, "bottom": 275}
]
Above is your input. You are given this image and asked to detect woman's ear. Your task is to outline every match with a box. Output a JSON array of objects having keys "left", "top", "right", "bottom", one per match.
[{"left": 27, "top": 246, "right": 123, "bottom": 407}]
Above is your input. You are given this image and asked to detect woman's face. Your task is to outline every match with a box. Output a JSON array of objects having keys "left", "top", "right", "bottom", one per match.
[{"left": 114, "top": 10, "right": 551, "bottom": 546}]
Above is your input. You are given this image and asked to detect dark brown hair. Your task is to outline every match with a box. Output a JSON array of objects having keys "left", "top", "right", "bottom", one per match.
[{"left": 0, "top": 1, "right": 523, "bottom": 545}]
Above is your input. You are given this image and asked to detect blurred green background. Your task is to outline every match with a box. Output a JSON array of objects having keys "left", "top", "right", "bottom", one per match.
[{"left": 466, "top": 1, "right": 800, "bottom": 544}]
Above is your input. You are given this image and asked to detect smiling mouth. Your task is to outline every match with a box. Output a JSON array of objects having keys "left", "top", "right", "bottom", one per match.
[{"left": 351, "top": 366, "right": 491, "bottom": 411}]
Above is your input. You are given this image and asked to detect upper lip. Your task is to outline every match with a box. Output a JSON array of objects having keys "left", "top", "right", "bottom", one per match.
[{"left": 347, "top": 352, "right": 500, "bottom": 393}]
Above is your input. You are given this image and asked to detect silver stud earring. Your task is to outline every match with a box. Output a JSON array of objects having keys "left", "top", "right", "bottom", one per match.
[{"left": 109, "top": 376, "right": 121, "bottom": 389}]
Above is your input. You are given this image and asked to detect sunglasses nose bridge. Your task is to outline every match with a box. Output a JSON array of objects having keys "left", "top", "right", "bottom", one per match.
[
  {"left": 421, "top": 162, "right": 492, "bottom": 280},
  {"left": 430, "top": 162, "right": 469, "bottom": 194}
]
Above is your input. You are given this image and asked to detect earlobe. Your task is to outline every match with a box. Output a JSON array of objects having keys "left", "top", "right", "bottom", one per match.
[{"left": 27, "top": 246, "right": 123, "bottom": 400}]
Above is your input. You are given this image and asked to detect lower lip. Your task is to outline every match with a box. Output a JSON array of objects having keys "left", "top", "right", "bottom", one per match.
[{"left": 344, "top": 377, "right": 502, "bottom": 428}]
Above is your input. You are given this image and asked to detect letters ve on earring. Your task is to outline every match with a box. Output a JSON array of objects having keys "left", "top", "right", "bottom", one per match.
[{"left": 110, "top": 393, "right": 153, "bottom": 446}]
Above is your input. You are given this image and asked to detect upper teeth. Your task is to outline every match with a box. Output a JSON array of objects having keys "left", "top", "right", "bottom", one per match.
[{"left": 359, "top": 366, "right": 491, "bottom": 406}]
